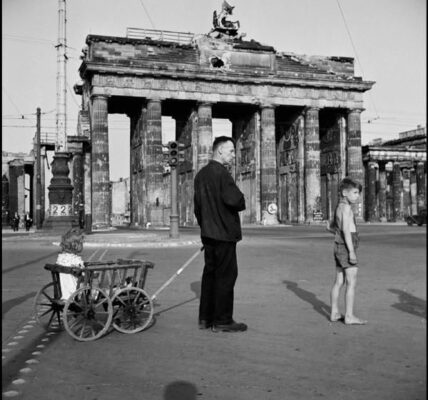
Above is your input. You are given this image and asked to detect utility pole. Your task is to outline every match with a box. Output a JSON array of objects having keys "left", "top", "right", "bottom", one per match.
[
  {"left": 35, "top": 107, "right": 42, "bottom": 229},
  {"left": 56, "top": 0, "right": 67, "bottom": 152},
  {"left": 170, "top": 165, "right": 179, "bottom": 238},
  {"left": 43, "top": 0, "right": 77, "bottom": 231},
  {"left": 167, "top": 141, "right": 185, "bottom": 238},
  {"left": 167, "top": 141, "right": 179, "bottom": 238}
]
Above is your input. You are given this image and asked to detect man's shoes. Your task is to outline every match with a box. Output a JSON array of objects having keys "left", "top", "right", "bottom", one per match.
[
  {"left": 212, "top": 320, "right": 247, "bottom": 332},
  {"left": 198, "top": 320, "right": 212, "bottom": 330}
]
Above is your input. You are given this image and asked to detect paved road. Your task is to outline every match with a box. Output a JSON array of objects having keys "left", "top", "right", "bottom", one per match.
[{"left": 2, "top": 225, "right": 426, "bottom": 399}]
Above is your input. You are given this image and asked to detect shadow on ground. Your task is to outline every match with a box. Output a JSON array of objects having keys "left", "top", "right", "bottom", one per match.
[
  {"left": 154, "top": 281, "right": 201, "bottom": 317},
  {"left": 389, "top": 288, "right": 426, "bottom": 319},
  {"left": 163, "top": 380, "right": 199, "bottom": 400},
  {"left": 2, "top": 292, "right": 37, "bottom": 319},
  {"left": 2, "top": 251, "right": 58, "bottom": 274},
  {"left": 282, "top": 280, "right": 331, "bottom": 321}
]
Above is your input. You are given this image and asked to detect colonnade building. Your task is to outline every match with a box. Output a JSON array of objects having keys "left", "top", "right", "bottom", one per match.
[
  {"left": 70, "top": 28, "right": 375, "bottom": 229},
  {"left": 363, "top": 126, "right": 426, "bottom": 222}
]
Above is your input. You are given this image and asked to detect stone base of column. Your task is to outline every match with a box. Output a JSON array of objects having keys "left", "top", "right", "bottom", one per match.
[
  {"left": 261, "top": 211, "right": 279, "bottom": 225},
  {"left": 43, "top": 215, "right": 79, "bottom": 233},
  {"left": 91, "top": 222, "right": 112, "bottom": 231}
]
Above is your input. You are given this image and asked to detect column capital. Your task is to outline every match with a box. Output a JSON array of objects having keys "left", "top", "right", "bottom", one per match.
[
  {"left": 146, "top": 98, "right": 163, "bottom": 104},
  {"left": 368, "top": 161, "right": 379, "bottom": 168},
  {"left": 91, "top": 94, "right": 109, "bottom": 100},
  {"left": 304, "top": 106, "right": 320, "bottom": 113},
  {"left": 347, "top": 108, "right": 365, "bottom": 115},
  {"left": 259, "top": 103, "right": 276, "bottom": 110},
  {"left": 197, "top": 101, "right": 214, "bottom": 108}
]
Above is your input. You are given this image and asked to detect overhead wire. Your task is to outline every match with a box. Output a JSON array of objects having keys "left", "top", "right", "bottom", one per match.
[
  {"left": 335, "top": 0, "right": 380, "bottom": 123},
  {"left": 2, "top": 86, "right": 24, "bottom": 117},
  {"left": 138, "top": 0, "right": 157, "bottom": 30},
  {"left": 3, "top": 34, "right": 78, "bottom": 52}
]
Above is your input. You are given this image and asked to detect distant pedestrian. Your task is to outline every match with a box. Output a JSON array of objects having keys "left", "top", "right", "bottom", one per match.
[
  {"left": 12, "top": 212, "right": 20, "bottom": 232},
  {"left": 194, "top": 136, "right": 247, "bottom": 332},
  {"left": 326, "top": 177, "right": 367, "bottom": 325},
  {"left": 56, "top": 228, "right": 85, "bottom": 300},
  {"left": 24, "top": 212, "right": 32, "bottom": 231}
]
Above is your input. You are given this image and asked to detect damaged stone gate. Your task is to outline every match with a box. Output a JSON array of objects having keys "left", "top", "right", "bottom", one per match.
[{"left": 73, "top": 26, "right": 374, "bottom": 229}]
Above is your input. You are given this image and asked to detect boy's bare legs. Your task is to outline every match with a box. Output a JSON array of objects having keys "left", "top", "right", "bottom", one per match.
[
  {"left": 330, "top": 267, "right": 344, "bottom": 321},
  {"left": 344, "top": 267, "right": 367, "bottom": 324}
]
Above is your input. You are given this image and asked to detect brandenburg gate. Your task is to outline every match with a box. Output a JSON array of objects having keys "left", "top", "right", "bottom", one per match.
[{"left": 73, "top": 22, "right": 374, "bottom": 230}]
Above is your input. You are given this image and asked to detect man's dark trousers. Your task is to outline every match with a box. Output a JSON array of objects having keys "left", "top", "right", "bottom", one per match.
[{"left": 199, "top": 238, "right": 238, "bottom": 325}]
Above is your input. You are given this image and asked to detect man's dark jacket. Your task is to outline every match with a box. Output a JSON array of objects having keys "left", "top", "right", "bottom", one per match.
[{"left": 194, "top": 160, "right": 246, "bottom": 242}]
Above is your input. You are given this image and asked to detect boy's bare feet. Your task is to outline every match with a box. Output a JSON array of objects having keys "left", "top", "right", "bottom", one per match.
[
  {"left": 330, "top": 313, "right": 344, "bottom": 322},
  {"left": 344, "top": 316, "right": 367, "bottom": 325}
]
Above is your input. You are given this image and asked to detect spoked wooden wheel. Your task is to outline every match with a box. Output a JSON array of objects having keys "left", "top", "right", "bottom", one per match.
[
  {"left": 63, "top": 287, "right": 113, "bottom": 341},
  {"left": 111, "top": 288, "right": 153, "bottom": 334},
  {"left": 34, "top": 282, "right": 64, "bottom": 331}
]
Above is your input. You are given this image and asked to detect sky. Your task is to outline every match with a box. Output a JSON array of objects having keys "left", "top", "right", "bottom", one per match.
[{"left": 2, "top": 0, "right": 426, "bottom": 181}]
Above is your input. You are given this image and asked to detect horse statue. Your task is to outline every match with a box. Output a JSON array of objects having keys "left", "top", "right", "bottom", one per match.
[{"left": 209, "top": 1, "right": 245, "bottom": 40}]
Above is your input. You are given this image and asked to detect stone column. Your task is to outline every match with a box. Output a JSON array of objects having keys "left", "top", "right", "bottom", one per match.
[
  {"left": 402, "top": 168, "right": 411, "bottom": 217},
  {"left": 197, "top": 102, "right": 213, "bottom": 171},
  {"left": 91, "top": 95, "right": 111, "bottom": 229},
  {"left": 410, "top": 167, "right": 417, "bottom": 215},
  {"left": 297, "top": 115, "right": 305, "bottom": 223},
  {"left": 129, "top": 111, "right": 144, "bottom": 227},
  {"left": 378, "top": 163, "right": 387, "bottom": 222},
  {"left": 392, "top": 162, "right": 402, "bottom": 221},
  {"left": 326, "top": 173, "right": 332, "bottom": 219},
  {"left": 338, "top": 115, "right": 347, "bottom": 180},
  {"left": 70, "top": 143, "right": 84, "bottom": 227},
  {"left": 304, "top": 107, "right": 321, "bottom": 223},
  {"left": 260, "top": 105, "right": 278, "bottom": 224},
  {"left": 2, "top": 175, "right": 9, "bottom": 226},
  {"left": 38, "top": 150, "right": 46, "bottom": 226},
  {"left": 416, "top": 162, "right": 426, "bottom": 213},
  {"left": 8, "top": 160, "right": 25, "bottom": 219},
  {"left": 366, "top": 161, "right": 378, "bottom": 222},
  {"left": 145, "top": 99, "right": 164, "bottom": 225},
  {"left": 83, "top": 149, "right": 92, "bottom": 232},
  {"left": 346, "top": 109, "right": 364, "bottom": 219}
]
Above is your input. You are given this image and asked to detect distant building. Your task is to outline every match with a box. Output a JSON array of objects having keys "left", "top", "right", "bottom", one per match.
[
  {"left": 111, "top": 177, "right": 130, "bottom": 226},
  {"left": 2, "top": 151, "right": 34, "bottom": 226},
  {"left": 362, "top": 126, "right": 426, "bottom": 222}
]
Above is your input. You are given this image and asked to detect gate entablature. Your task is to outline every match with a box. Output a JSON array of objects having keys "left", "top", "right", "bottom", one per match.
[{"left": 78, "top": 33, "right": 373, "bottom": 109}]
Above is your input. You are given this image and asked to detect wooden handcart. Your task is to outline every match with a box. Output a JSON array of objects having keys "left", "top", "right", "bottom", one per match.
[{"left": 34, "top": 259, "right": 154, "bottom": 342}]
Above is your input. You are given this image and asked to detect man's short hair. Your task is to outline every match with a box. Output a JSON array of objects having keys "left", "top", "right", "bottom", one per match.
[
  {"left": 339, "top": 177, "right": 362, "bottom": 195},
  {"left": 213, "top": 136, "right": 235, "bottom": 151}
]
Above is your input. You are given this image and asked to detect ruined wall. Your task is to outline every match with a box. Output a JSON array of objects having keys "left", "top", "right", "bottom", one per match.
[{"left": 89, "top": 37, "right": 198, "bottom": 69}]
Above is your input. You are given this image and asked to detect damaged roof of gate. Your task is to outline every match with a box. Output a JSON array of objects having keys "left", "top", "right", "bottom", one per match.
[{"left": 80, "top": 30, "right": 374, "bottom": 89}]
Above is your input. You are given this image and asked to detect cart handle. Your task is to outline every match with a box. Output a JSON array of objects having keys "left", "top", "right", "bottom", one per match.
[{"left": 150, "top": 246, "right": 204, "bottom": 301}]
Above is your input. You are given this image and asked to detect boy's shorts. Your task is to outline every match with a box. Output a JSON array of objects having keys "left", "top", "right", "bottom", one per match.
[{"left": 334, "top": 233, "right": 359, "bottom": 269}]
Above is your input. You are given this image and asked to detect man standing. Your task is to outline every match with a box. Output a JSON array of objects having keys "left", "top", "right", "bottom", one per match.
[{"left": 194, "top": 136, "right": 247, "bottom": 332}]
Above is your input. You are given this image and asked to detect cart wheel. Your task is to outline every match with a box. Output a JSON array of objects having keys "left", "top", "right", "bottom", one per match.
[
  {"left": 34, "top": 282, "right": 64, "bottom": 331},
  {"left": 111, "top": 287, "right": 153, "bottom": 334},
  {"left": 63, "top": 287, "right": 113, "bottom": 341}
]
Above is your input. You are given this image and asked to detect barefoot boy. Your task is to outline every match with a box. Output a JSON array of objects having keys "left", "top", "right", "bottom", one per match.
[{"left": 326, "top": 178, "right": 367, "bottom": 325}]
